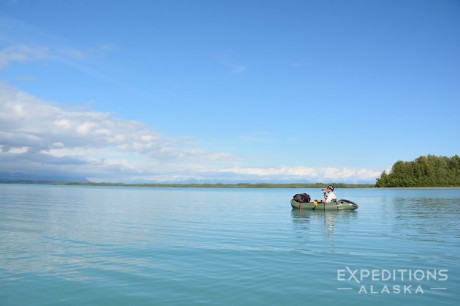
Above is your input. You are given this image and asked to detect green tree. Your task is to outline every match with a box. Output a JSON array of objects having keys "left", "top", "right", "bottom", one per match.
[{"left": 375, "top": 155, "right": 460, "bottom": 187}]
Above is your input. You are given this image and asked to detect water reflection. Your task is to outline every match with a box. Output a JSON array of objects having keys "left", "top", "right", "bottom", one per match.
[{"left": 291, "top": 209, "right": 357, "bottom": 241}]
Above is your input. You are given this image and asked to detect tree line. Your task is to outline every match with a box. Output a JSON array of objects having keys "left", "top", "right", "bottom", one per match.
[
  {"left": 375, "top": 155, "right": 460, "bottom": 187},
  {"left": 59, "top": 182, "right": 372, "bottom": 188}
]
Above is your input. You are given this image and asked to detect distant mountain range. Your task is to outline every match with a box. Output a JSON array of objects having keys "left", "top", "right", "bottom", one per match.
[
  {"left": 0, "top": 172, "right": 372, "bottom": 185},
  {"left": 0, "top": 172, "right": 89, "bottom": 183}
]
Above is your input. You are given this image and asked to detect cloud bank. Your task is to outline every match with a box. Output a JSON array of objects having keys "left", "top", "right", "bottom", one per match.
[{"left": 0, "top": 83, "right": 380, "bottom": 183}]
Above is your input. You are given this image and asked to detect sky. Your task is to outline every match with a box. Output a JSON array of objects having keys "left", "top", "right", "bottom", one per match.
[{"left": 0, "top": 0, "right": 459, "bottom": 183}]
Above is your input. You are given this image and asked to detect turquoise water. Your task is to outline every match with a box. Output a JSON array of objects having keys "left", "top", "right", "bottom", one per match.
[{"left": 1, "top": 184, "right": 459, "bottom": 305}]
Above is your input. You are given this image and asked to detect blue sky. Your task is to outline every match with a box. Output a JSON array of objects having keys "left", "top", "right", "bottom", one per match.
[{"left": 1, "top": 0, "right": 459, "bottom": 183}]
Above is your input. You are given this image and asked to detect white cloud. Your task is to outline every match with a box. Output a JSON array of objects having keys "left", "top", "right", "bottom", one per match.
[
  {"left": 0, "top": 45, "right": 50, "bottom": 68},
  {"left": 216, "top": 55, "right": 247, "bottom": 74},
  {"left": 226, "top": 62, "right": 246, "bottom": 74},
  {"left": 0, "top": 43, "right": 116, "bottom": 70},
  {"left": 0, "top": 83, "right": 238, "bottom": 181},
  {"left": 216, "top": 166, "right": 380, "bottom": 183},
  {"left": 0, "top": 83, "right": 381, "bottom": 183}
]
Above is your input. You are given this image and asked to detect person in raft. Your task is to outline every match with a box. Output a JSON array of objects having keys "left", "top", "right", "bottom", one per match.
[{"left": 321, "top": 185, "right": 337, "bottom": 203}]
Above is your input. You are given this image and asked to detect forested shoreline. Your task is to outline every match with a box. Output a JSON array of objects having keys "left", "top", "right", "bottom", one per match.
[{"left": 375, "top": 155, "right": 460, "bottom": 187}]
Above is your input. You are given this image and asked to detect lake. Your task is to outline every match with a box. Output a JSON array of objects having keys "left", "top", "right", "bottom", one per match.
[{"left": 0, "top": 184, "right": 459, "bottom": 305}]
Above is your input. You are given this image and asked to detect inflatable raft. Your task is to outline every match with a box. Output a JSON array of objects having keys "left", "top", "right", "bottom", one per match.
[{"left": 291, "top": 199, "right": 358, "bottom": 211}]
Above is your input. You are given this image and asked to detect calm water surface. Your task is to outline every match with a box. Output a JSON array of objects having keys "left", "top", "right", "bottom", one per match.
[{"left": 1, "top": 184, "right": 459, "bottom": 305}]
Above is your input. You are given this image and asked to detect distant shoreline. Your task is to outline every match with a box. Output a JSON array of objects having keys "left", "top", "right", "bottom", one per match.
[
  {"left": 2, "top": 181, "right": 460, "bottom": 189},
  {"left": 0, "top": 181, "right": 374, "bottom": 188}
]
